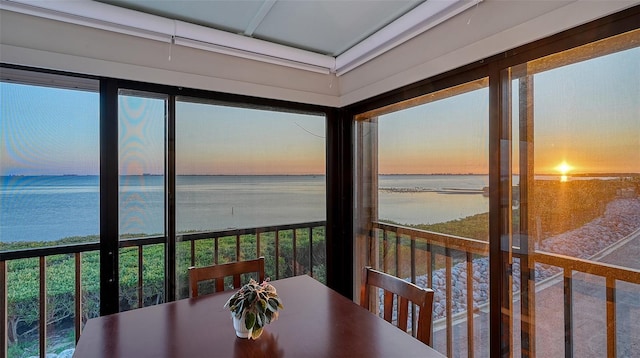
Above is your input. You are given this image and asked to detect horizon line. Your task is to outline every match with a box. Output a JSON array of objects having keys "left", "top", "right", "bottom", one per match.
[{"left": 2, "top": 172, "right": 640, "bottom": 177}]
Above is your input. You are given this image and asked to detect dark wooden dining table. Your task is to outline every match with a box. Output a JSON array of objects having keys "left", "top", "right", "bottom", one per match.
[{"left": 74, "top": 275, "right": 445, "bottom": 357}]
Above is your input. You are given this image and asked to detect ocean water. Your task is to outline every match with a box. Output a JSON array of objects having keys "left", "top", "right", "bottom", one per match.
[
  {"left": 1, "top": 175, "right": 489, "bottom": 243},
  {"left": 378, "top": 175, "right": 489, "bottom": 225}
]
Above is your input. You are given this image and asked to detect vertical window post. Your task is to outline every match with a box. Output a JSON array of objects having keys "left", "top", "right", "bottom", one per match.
[{"left": 100, "top": 79, "right": 120, "bottom": 315}]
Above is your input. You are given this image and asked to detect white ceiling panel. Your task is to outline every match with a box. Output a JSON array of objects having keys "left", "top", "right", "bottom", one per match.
[
  {"left": 97, "top": 0, "right": 424, "bottom": 56},
  {"left": 98, "top": 0, "right": 267, "bottom": 34},
  {"left": 253, "top": 0, "right": 423, "bottom": 56}
]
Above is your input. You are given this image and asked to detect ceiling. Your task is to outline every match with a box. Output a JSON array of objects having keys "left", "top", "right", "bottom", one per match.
[
  {"left": 97, "top": 0, "right": 424, "bottom": 57},
  {"left": 3, "top": 0, "right": 638, "bottom": 107},
  {"left": 0, "top": 0, "right": 480, "bottom": 75}
]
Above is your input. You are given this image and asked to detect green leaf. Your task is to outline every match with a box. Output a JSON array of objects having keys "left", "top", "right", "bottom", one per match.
[
  {"left": 256, "top": 311, "right": 263, "bottom": 327},
  {"left": 245, "top": 312, "right": 256, "bottom": 330},
  {"left": 258, "top": 299, "right": 267, "bottom": 313},
  {"left": 267, "top": 298, "right": 281, "bottom": 312},
  {"left": 250, "top": 326, "right": 263, "bottom": 340}
]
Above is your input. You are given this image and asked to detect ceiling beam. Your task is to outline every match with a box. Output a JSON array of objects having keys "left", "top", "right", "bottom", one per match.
[
  {"left": 244, "top": 0, "right": 277, "bottom": 37},
  {"left": 335, "top": 0, "right": 481, "bottom": 76}
]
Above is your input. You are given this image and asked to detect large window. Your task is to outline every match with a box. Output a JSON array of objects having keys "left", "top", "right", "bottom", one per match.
[
  {"left": 355, "top": 79, "right": 490, "bottom": 357},
  {"left": 506, "top": 29, "right": 640, "bottom": 357},
  {"left": 353, "top": 26, "right": 640, "bottom": 358},
  {"left": 174, "top": 98, "right": 327, "bottom": 297},
  {"left": 1, "top": 70, "right": 100, "bottom": 357}
]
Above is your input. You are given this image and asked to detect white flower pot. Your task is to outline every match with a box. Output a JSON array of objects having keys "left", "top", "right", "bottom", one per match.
[{"left": 232, "top": 314, "right": 251, "bottom": 338}]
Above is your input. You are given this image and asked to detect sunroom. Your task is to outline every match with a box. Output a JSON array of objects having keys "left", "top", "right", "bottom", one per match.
[{"left": 1, "top": 1, "right": 639, "bottom": 357}]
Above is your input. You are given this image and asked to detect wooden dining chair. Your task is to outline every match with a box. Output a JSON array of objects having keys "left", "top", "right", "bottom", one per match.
[
  {"left": 188, "top": 257, "right": 265, "bottom": 298},
  {"left": 360, "top": 266, "right": 435, "bottom": 346}
]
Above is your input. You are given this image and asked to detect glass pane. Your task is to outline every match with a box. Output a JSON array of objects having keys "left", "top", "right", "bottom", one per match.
[
  {"left": 510, "top": 29, "right": 640, "bottom": 357},
  {"left": 355, "top": 78, "right": 490, "bottom": 357},
  {"left": 1, "top": 70, "right": 99, "bottom": 357},
  {"left": 1, "top": 77, "right": 100, "bottom": 248},
  {"left": 118, "top": 90, "right": 167, "bottom": 311},
  {"left": 175, "top": 98, "right": 326, "bottom": 298}
]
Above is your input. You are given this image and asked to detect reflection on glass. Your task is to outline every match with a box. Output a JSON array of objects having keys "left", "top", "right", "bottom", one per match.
[
  {"left": 118, "top": 90, "right": 167, "bottom": 312},
  {"left": 356, "top": 79, "right": 490, "bottom": 357},
  {"left": 510, "top": 30, "right": 640, "bottom": 357}
]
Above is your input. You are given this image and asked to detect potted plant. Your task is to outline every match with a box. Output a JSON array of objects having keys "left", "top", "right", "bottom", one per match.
[{"left": 224, "top": 279, "right": 284, "bottom": 339}]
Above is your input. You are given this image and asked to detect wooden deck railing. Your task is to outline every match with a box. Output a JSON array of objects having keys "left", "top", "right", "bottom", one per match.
[
  {"left": 0, "top": 220, "right": 326, "bottom": 358},
  {"left": 371, "top": 221, "right": 489, "bottom": 358},
  {"left": 531, "top": 251, "right": 640, "bottom": 358},
  {"left": 372, "top": 221, "right": 640, "bottom": 358}
]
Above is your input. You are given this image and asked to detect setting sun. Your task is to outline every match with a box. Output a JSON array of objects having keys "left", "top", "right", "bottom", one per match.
[
  {"left": 555, "top": 161, "right": 573, "bottom": 182},
  {"left": 555, "top": 161, "right": 573, "bottom": 175}
]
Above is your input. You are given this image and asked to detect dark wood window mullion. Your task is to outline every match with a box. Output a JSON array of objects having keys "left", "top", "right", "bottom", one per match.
[
  {"left": 488, "top": 64, "right": 510, "bottom": 357},
  {"left": 100, "top": 78, "right": 120, "bottom": 316},
  {"left": 166, "top": 94, "right": 176, "bottom": 302},
  {"left": 518, "top": 71, "right": 536, "bottom": 358}
]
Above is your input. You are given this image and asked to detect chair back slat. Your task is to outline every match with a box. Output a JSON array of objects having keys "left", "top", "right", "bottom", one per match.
[
  {"left": 398, "top": 296, "right": 409, "bottom": 331},
  {"left": 383, "top": 291, "right": 393, "bottom": 322},
  {"left": 188, "top": 257, "right": 265, "bottom": 298},
  {"left": 360, "top": 267, "right": 435, "bottom": 346}
]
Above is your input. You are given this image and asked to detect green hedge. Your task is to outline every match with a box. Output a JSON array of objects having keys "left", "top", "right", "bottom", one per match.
[{"left": 4, "top": 228, "right": 326, "bottom": 346}]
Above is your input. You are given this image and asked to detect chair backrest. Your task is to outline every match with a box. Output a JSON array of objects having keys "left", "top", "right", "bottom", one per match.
[
  {"left": 188, "top": 257, "right": 265, "bottom": 298},
  {"left": 360, "top": 266, "right": 434, "bottom": 346}
]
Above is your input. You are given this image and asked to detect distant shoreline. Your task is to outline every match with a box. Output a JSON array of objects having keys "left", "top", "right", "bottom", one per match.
[{"left": 3, "top": 173, "right": 638, "bottom": 178}]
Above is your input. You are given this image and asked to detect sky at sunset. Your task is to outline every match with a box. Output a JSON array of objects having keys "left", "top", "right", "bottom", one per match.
[
  {"left": 0, "top": 46, "right": 638, "bottom": 176},
  {"left": 376, "top": 46, "right": 639, "bottom": 175},
  {"left": 175, "top": 100, "right": 325, "bottom": 175}
]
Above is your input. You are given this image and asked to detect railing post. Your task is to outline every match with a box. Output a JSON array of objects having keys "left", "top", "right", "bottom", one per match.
[
  {"left": 257, "top": 231, "right": 262, "bottom": 258},
  {"left": 1, "top": 260, "right": 7, "bottom": 357},
  {"left": 606, "top": 277, "right": 616, "bottom": 358},
  {"left": 75, "top": 253, "right": 82, "bottom": 343},
  {"left": 394, "top": 231, "right": 400, "bottom": 277},
  {"left": 410, "top": 237, "right": 416, "bottom": 337},
  {"left": 445, "top": 248, "right": 453, "bottom": 358},
  {"left": 214, "top": 237, "right": 219, "bottom": 265},
  {"left": 39, "top": 256, "right": 46, "bottom": 358},
  {"left": 309, "top": 227, "right": 313, "bottom": 277},
  {"left": 275, "top": 230, "right": 280, "bottom": 279},
  {"left": 293, "top": 229, "right": 298, "bottom": 276},
  {"left": 564, "top": 269, "right": 573, "bottom": 358},
  {"left": 467, "top": 252, "right": 475, "bottom": 358},
  {"left": 427, "top": 242, "right": 434, "bottom": 346},
  {"left": 190, "top": 240, "right": 195, "bottom": 267},
  {"left": 138, "top": 247, "right": 144, "bottom": 308},
  {"left": 383, "top": 230, "right": 389, "bottom": 273},
  {"left": 236, "top": 235, "right": 241, "bottom": 261}
]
